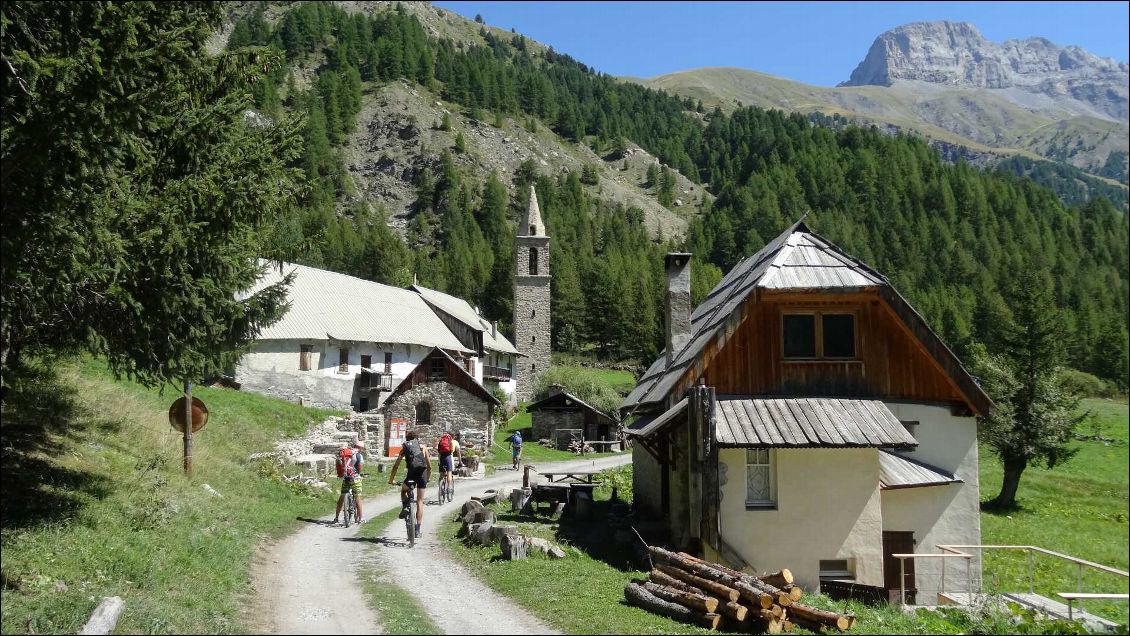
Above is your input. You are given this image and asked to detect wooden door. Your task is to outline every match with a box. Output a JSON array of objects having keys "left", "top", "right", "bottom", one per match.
[{"left": 882, "top": 531, "right": 916, "bottom": 604}]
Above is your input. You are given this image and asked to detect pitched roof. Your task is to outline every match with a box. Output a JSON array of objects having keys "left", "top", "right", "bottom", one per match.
[
  {"left": 386, "top": 347, "right": 501, "bottom": 406},
  {"left": 246, "top": 262, "right": 471, "bottom": 352},
  {"left": 714, "top": 397, "right": 917, "bottom": 448},
  {"left": 879, "top": 450, "right": 962, "bottom": 490},
  {"left": 526, "top": 391, "right": 618, "bottom": 424},
  {"left": 410, "top": 284, "right": 521, "bottom": 355},
  {"left": 621, "top": 219, "right": 992, "bottom": 415}
]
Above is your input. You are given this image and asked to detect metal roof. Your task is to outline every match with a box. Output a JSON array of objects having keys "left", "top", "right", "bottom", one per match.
[
  {"left": 621, "top": 218, "right": 992, "bottom": 415},
  {"left": 411, "top": 284, "right": 521, "bottom": 355},
  {"left": 247, "top": 262, "right": 471, "bottom": 352},
  {"left": 714, "top": 397, "right": 917, "bottom": 448},
  {"left": 879, "top": 450, "right": 962, "bottom": 490}
]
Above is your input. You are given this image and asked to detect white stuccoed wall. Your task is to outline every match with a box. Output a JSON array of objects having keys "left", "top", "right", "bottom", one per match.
[
  {"left": 719, "top": 447, "right": 885, "bottom": 589},
  {"left": 880, "top": 402, "right": 982, "bottom": 602}
]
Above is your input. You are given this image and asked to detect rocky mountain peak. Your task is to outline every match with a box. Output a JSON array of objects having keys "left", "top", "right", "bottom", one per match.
[{"left": 842, "top": 21, "right": 1129, "bottom": 121}]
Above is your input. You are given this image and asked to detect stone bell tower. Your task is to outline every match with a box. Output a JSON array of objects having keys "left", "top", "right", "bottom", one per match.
[{"left": 514, "top": 185, "right": 551, "bottom": 401}]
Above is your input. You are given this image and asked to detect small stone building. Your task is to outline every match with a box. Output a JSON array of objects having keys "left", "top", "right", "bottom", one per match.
[
  {"left": 382, "top": 347, "right": 500, "bottom": 452},
  {"left": 528, "top": 387, "right": 618, "bottom": 449}
]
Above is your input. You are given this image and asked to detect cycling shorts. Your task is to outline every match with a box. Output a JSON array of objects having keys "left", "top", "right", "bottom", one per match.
[
  {"left": 405, "top": 466, "right": 428, "bottom": 488},
  {"left": 439, "top": 452, "right": 454, "bottom": 473},
  {"left": 340, "top": 477, "right": 362, "bottom": 495},
  {"left": 512, "top": 446, "right": 522, "bottom": 458}
]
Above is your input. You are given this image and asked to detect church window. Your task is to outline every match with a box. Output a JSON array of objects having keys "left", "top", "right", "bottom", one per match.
[{"left": 529, "top": 248, "right": 539, "bottom": 275}]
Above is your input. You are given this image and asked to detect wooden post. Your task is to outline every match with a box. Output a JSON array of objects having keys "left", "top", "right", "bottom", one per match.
[
  {"left": 701, "top": 386, "right": 719, "bottom": 551},
  {"left": 687, "top": 386, "right": 703, "bottom": 542},
  {"left": 183, "top": 382, "right": 193, "bottom": 474}
]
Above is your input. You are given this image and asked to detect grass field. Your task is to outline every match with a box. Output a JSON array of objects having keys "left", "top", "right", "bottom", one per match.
[
  {"left": 486, "top": 408, "right": 624, "bottom": 467},
  {"left": 0, "top": 358, "right": 347, "bottom": 634},
  {"left": 978, "top": 398, "right": 1129, "bottom": 623}
]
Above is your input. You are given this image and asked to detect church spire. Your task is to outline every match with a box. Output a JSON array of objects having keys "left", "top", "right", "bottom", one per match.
[{"left": 520, "top": 185, "right": 545, "bottom": 237}]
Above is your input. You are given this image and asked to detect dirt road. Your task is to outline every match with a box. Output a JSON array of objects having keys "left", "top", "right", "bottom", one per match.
[{"left": 253, "top": 454, "right": 631, "bottom": 634}]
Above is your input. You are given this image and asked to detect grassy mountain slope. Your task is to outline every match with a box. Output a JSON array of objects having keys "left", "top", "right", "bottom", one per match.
[
  {"left": 635, "top": 66, "right": 1130, "bottom": 185},
  {"left": 0, "top": 359, "right": 342, "bottom": 634}
]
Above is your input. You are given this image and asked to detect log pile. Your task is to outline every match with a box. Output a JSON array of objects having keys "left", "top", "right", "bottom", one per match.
[{"left": 622, "top": 546, "right": 856, "bottom": 633}]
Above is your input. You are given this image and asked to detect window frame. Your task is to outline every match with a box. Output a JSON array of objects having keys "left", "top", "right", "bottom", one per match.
[
  {"left": 337, "top": 347, "right": 349, "bottom": 374},
  {"left": 818, "top": 559, "right": 855, "bottom": 581},
  {"left": 384, "top": 352, "right": 393, "bottom": 373},
  {"left": 780, "top": 309, "right": 859, "bottom": 361},
  {"left": 428, "top": 357, "right": 446, "bottom": 381},
  {"left": 415, "top": 401, "right": 431, "bottom": 425},
  {"left": 745, "top": 448, "right": 778, "bottom": 510},
  {"left": 299, "top": 344, "right": 313, "bottom": 371}
]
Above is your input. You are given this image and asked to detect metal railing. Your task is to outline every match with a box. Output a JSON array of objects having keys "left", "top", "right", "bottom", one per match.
[
  {"left": 937, "top": 544, "right": 1129, "bottom": 596},
  {"left": 892, "top": 552, "right": 976, "bottom": 606},
  {"left": 483, "top": 365, "right": 512, "bottom": 380}
]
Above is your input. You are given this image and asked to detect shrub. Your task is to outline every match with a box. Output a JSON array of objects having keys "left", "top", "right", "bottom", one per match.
[{"left": 1059, "top": 368, "right": 1121, "bottom": 398}]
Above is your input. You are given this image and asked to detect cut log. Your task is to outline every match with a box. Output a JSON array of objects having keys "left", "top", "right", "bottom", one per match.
[
  {"left": 678, "top": 551, "right": 804, "bottom": 603},
  {"left": 501, "top": 533, "right": 526, "bottom": 560},
  {"left": 782, "top": 619, "right": 794, "bottom": 632},
  {"left": 649, "top": 547, "right": 772, "bottom": 609},
  {"left": 649, "top": 569, "right": 707, "bottom": 596},
  {"left": 782, "top": 584, "right": 803, "bottom": 602},
  {"left": 759, "top": 569, "right": 794, "bottom": 588},
  {"left": 655, "top": 564, "right": 740, "bottom": 602},
  {"left": 640, "top": 581, "right": 719, "bottom": 614},
  {"left": 758, "top": 606, "right": 786, "bottom": 621},
  {"left": 787, "top": 603, "right": 854, "bottom": 632},
  {"left": 624, "top": 583, "right": 720, "bottom": 630},
  {"left": 717, "top": 601, "right": 748, "bottom": 622}
]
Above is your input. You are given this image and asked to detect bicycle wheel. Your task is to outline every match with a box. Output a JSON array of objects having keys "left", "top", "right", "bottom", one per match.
[
  {"left": 405, "top": 502, "right": 415, "bottom": 547},
  {"left": 344, "top": 491, "right": 354, "bottom": 528}
]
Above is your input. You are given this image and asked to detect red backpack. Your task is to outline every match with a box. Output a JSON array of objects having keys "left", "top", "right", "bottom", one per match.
[
  {"left": 336, "top": 447, "right": 358, "bottom": 479},
  {"left": 438, "top": 433, "right": 453, "bottom": 454}
]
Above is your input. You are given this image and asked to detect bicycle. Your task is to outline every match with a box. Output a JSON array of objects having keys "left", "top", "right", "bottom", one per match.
[
  {"left": 437, "top": 466, "right": 455, "bottom": 504},
  {"left": 341, "top": 472, "right": 367, "bottom": 528},
  {"left": 402, "top": 479, "right": 418, "bottom": 547}
]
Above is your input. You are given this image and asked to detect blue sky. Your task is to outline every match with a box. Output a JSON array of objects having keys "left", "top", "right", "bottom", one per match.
[{"left": 433, "top": 1, "right": 1130, "bottom": 86}]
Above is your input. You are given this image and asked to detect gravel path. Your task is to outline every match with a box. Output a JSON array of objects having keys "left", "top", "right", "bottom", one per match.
[{"left": 253, "top": 454, "right": 631, "bottom": 635}]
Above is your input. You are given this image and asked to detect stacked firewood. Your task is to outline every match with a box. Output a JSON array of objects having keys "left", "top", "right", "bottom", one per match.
[{"left": 623, "top": 546, "right": 857, "bottom": 633}]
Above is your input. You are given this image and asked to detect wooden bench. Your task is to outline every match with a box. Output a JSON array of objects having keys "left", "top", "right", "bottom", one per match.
[
  {"left": 1057, "top": 593, "right": 1130, "bottom": 620},
  {"left": 538, "top": 469, "right": 604, "bottom": 484}
]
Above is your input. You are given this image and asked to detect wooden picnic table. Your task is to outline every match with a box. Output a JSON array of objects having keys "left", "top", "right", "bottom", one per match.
[{"left": 538, "top": 469, "right": 605, "bottom": 484}]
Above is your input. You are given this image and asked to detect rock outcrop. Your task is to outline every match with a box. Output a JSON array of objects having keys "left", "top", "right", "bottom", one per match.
[{"left": 843, "top": 21, "right": 1129, "bottom": 121}]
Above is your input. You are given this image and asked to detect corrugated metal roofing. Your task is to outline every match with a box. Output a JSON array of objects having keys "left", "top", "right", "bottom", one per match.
[
  {"left": 411, "top": 284, "right": 521, "bottom": 355},
  {"left": 247, "top": 262, "right": 471, "bottom": 352},
  {"left": 621, "top": 219, "right": 991, "bottom": 415},
  {"left": 714, "top": 397, "right": 917, "bottom": 448},
  {"left": 879, "top": 450, "right": 962, "bottom": 489}
]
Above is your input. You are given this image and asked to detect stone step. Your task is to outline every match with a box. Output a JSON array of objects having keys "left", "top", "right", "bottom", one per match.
[
  {"left": 332, "top": 431, "right": 359, "bottom": 442},
  {"left": 312, "top": 442, "right": 347, "bottom": 455},
  {"left": 294, "top": 453, "right": 336, "bottom": 472}
]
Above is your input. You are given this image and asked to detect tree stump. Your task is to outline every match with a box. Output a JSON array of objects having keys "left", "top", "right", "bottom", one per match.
[
  {"left": 501, "top": 533, "right": 527, "bottom": 560},
  {"left": 510, "top": 487, "right": 531, "bottom": 512}
]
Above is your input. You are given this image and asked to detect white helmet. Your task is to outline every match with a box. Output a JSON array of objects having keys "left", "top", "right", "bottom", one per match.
[{"left": 353, "top": 440, "right": 365, "bottom": 451}]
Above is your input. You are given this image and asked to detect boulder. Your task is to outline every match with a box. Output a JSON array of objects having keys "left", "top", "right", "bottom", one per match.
[
  {"left": 460, "top": 499, "right": 486, "bottom": 518},
  {"left": 489, "top": 524, "right": 519, "bottom": 543},
  {"left": 469, "top": 521, "right": 495, "bottom": 546},
  {"left": 464, "top": 508, "right": 496, "bottom": 526},
  {"left": 527, "top": 537, "right": 567, "bottom": 559}
]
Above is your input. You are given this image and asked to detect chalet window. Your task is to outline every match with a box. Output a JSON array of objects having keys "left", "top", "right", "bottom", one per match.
[
  {"left": 359, "top": 397, "right": 369, "bottom": 412},
  {"left": 822, "top": 314, "right": 856, "bottom": 358},
  {"left": 900, "top": 421, "right": 919, "bottom": 452},
  {"left": 783, "top": 314, "right": 816, "bottom": 358},
  {"left": 782, "top": 312, "right": 856, "bottom": 359},
  {"left": 465, "top": 358, "right": 475, "bottom": 374},
  {"left": 819, "top": 559, "right": 854, "bottom": 581},
  {"left": 428, "top": 357, "right": 446, "bottom": 381},
  {"left": 745, "top": 449, "right": 777, "bottom": 508},
  {"left": 384, "top": 352, "right": 393, "bottom": 373},
  {"left": 361, "top": 354, "right": 372, "bottom": 369},
  {"left": 338, "top": 347, "right": 349, "bottom": 373},
  {"left": 529, "top": 248, "right": 539, "bottom": 275},
  {"left": 299, "top": 344, "right": 313, "bottom": 371},
  {"left": 415, "top": 401, "right": 431, "bottom": 425}
]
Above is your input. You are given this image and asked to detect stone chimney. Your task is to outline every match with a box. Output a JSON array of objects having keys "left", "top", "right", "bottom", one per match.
[
  {"left": 665, "top": 253, "right": 693, "bottom": 366},
  {"left": 491, "top": 321, "right": 498, "bottom": 338}
]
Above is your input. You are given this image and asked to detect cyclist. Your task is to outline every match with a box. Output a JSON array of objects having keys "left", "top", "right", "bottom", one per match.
[
  {"left": 387, "top": 430, "right": 430, "bottom": 536},
  {"left": 332, "top": 440, "right": 365, "bottom": 525},
  {"left": 436, "top": 430, "right": 462, "bottom": 496},
  {"left": 509, "top": 430, "right": 523, "bottom": 470}
]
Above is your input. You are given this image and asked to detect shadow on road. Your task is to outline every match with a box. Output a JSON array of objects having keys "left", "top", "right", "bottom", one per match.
[{"left": 342, "top": 535, "right": 412, "bottom": 548}]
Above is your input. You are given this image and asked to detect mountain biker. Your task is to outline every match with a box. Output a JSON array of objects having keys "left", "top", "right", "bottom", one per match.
[
  {"left": 387, "top": 430, "right": 430, "bottom": 536},
  {"left": 509, "top": 430, "right": 523, "bottom": 469},
  {"left": 437, "top": 430, "right": 462, "bottom": 494},
  {"left": 332, "top": 440, "right": 365, "bottom": 525}
]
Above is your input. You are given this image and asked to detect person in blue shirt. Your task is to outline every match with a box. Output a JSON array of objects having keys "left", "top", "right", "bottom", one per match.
[{"left": 509, "top": 431, "right": 523, "bottom": 469}]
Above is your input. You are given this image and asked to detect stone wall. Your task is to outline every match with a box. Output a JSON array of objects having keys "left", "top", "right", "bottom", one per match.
[
  {"left": 531, "top": 410, "right": 585, "bottom": 447},
  {"left": 382, "top": 379, "right": 494, "bottom": 450},
  {"left": 514, "top": 275, "right": 551, "bottom": 401}
]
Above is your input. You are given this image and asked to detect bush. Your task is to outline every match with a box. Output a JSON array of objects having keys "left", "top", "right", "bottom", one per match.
[
  {"left": 533, "top": 367, "right": 622, "bottom": 416},
  {"left": 1059, "top": 368, "right": 1121, "bottom": 398}
]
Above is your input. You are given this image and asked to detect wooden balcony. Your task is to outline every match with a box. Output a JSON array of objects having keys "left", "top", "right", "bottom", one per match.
[{"left": 483, "top": 365, "right": 512, "bottom": 381}]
